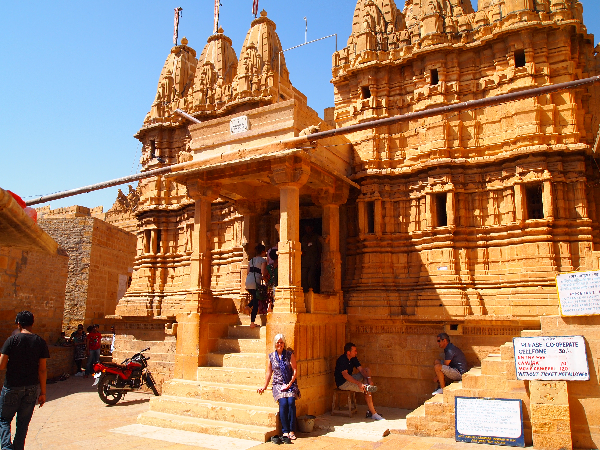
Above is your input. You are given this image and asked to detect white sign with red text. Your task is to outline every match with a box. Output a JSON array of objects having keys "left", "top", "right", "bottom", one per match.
[{"left": 513, "top": 336, "right": 589, "bottom": 381}]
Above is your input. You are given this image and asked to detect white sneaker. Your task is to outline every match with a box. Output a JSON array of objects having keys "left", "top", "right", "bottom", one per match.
[
  {"left": 372, "top": 413, "right": 385, "bottom": 421},
  {"left": 432, "top": 388, "right": 443, "bottom": 395}
]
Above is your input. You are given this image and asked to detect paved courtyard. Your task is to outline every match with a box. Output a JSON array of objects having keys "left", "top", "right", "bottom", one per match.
[{"left": 19, "top": 376, "right": 525, "bottom": 449}]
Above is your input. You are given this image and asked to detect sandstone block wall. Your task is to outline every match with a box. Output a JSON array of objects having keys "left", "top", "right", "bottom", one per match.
[
  {"left": 0, "top": 246, "right": 67, "bottom": 344},
  {"left": 39, "top": 216, "right": 136, "bottom": 333}
]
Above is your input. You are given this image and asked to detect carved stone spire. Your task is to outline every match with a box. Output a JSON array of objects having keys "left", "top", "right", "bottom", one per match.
[
  {"left": 233, "top": 10, "right": 291, "bottom": 102},
  {"left": 190, "top": 28, "right": 238, "bottom": 112},
  {"left": 146, "top": 39, "right": 197, "bottom": 123}
]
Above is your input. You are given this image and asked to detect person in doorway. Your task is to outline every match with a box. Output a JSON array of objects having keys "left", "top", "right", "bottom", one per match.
[
  {"left": 245, "top": 244, "right": 267, "bottom": 328},
  {"left": 70, "top": 324, "right": 86, "bottom": 375},
  {"left": 257, "top": 333, "right": 300, "bottom": 444},
  {"left": 85, "top": 324, "right": 102, "bottom": 376},
  {"left": 0, "top": 311, "right": 49, "bottom": 450},
  {"left": 301, "top": 224, "right": 322, "bottom": 293},
  {"left": 432, "top": 333, "right": 468, "bottom": 395},
  {"left": 334, "top": 342, "right": 384, "bottom": 420}
]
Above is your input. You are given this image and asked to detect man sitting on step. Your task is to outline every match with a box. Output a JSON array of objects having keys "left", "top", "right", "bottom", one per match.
[
  {"left": 334, "top": 342, "right": 384, "bottom": 421},
  {"left": 432, "top": 333, "right": 468, "bottom": 395}
]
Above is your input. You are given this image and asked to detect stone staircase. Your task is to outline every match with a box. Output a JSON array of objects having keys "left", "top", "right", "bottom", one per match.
[
  {"left": 138, "top": 317, "right": 279, "bottom": 442},
  {"left": 406, "top": 341, "right": 531, "bottom": 439}
]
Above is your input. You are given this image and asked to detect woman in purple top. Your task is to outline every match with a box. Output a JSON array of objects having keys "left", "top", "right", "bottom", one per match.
[{"left": 257, "top": 334, "right": 300, "bottom": 443}]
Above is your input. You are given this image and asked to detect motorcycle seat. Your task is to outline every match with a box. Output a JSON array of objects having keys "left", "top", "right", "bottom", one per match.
[{"left": 101, "top": 362, "right": 126, "bottom": 369}]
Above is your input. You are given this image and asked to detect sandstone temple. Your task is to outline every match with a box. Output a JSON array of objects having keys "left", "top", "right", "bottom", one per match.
[{"left": 104, "top": 0, "right": 600, "bottom": 448}]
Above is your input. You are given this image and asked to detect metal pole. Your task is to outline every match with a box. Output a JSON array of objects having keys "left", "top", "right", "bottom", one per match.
[
  {"left": 25, "top": 75, "right": 600, "bottom": 206},
  {"left": 26, "top": 167, "right": 174, "bottom": 206},
  {"left": 175, "top": 108, "right": 202, "bottom": 124},
  {"left": 303, "top": 75, "right": 600, "bottom": 142}
]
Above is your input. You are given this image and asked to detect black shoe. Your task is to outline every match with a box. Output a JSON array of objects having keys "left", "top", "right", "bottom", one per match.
[
  {"left": 366, "top": 410, "right": 372, "bottom": 418},
  {"left": 281, "top": 436, "right": 292, "bottom": 444},
  {"left": 271, "top": 435, "right": 282, "bottom": 445}
]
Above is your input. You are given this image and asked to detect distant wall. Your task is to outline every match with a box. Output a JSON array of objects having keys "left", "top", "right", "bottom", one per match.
[
  {"left": 39, "top": 217, "right": 136, "bottom": 333},
  {"left": 0, "top": 246, "right": 68, "bottom": 344},
  {"left": 39, "top": 218, "right": 94, "bottom": 333},
  {"left": 88, "top": 219, "right": 137, "bottom": 323}
]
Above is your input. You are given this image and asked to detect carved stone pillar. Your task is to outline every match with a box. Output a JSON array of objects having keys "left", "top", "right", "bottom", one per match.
[
  {"left": 271, "top": 157, "right": 310, "bottom": 314},
  {"left": 543, "top": 180, "right": 554, "bottom": 220},
  {"left": 314, "top": 185, "right": 349, "bottom": 296},
  {"left": 514, "top": 184, "right": 525, "bottom": 224},
  {"left": 185, "top": 180, "right": 220, "bottom": 313},
  {"left": 447, "top": 191, "right": 456, "bottom": 228}
]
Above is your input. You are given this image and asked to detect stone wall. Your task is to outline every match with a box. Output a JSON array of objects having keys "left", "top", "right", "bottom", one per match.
[
  {"left": 0, "top": 246, "right": 68, "bottom": 344},
  {"left": 38, "top": 216, "right": 136, "bottom": 333},
  {"left": 88, "top": 219, "right": 137, "bottom": 323},
  {"left": 38, "top": 217, "right": 93, "bottom": 333}
]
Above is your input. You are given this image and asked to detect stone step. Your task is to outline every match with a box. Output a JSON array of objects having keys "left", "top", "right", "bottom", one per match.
[
  {"left": 405, "top": 404, "right": 425, "bottom": 434},
  {"left": 423, "top": 395, "right": 444, "bottom": 416},
  {"left": 481, "top": 354, "right": 511, "bottom": 375},
  {"left": 461, "top": 367, "right": 482, "bottom": 389},
  {"left": 148, "top": 395, "right": 278, "bottom": 427},
  {"left": 227, "top": 324, "right": 266, "bottom": 340},
  {"left": 137, "top": 410, "right": 278, "bottom": 442},
  {"left": 238, "top": 314, "right": 268, "bottom": 327},
  {"left": 197, "top": 366, "right": 264, "bottom": 385},
  {"left": 207, "top": 352, "right": 266, "bottom": 369},
  {"left": 162, "top": 379, "right": 276, "bottom": 408},
  {"left": 217, "top": 337, "right": 265, "bottom": 354}
]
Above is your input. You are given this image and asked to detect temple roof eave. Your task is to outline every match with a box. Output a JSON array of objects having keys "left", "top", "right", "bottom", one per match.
[{"left": 164, "top": 146, "right": 358, "bottom": 202}]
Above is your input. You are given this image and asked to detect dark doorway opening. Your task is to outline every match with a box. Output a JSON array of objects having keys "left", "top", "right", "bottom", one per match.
[{"left": 299, "top": 218, "right": 323, "bottom": 293}]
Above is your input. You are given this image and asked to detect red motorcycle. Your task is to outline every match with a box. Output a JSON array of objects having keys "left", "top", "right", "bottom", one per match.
[{"left": 92, "top": 347, "right": 159, "bottom": 405}]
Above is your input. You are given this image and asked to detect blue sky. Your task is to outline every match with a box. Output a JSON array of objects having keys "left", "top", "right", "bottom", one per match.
[{"left": 1, "top": 0, "right": 598, "bottom": 212}]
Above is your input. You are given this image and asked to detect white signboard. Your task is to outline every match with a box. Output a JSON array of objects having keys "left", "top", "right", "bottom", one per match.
[
  {"left": 556, "top": 270, "right": 600, "bottom": 316},
  {"left": 513, "top": 335, "right": 589, "bottom": 381},
  {"left": 455, "top": 397, "right": 524, "bottom": 447},
  {"left": 230, "top": 115, "right": 249, "bottom": 134}
]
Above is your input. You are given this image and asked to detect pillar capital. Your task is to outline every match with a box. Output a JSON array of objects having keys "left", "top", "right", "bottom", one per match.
[
  {"left": 186, "top": 180, "right": 221, "bottom": 201},
  {"left": 270, "top": 156, "right": 310, "bottom": 188},
  {"left": 311, "top": 184, "right": 350, "bottom": 207},
  {"left": 235, "top": 199, "right": 268, "bottom": 216}
]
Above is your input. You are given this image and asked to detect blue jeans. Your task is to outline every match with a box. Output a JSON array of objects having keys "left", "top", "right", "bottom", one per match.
[
  {"left": 278, "top": 396, "right": 296, "bottom": 434},
  {"left": 0, "top": 384, "right": 39, "bottom": 450},
  {"left": 86, "top": 349, "right": 101, "bottom": 374}
]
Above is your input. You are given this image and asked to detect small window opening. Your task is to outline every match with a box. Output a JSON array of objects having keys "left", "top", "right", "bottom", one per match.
[
  {"left": 144, "top": 230, "right": 151, "bottom": 253},
  {"left": 525, "top": 184, "right": 544, "bottom": 220},
  {"left": 155, "top": 229, "right": 162, "bottom": 253},
  {"left": 150, "top": 140, "right": 156, "bottom": 159},
  {"left": 430, "top": 69, "right": 439, "bottom": 85},
  {"left": 361, "top": 86, "right": 371, "bottom": 99},
  {"left": 449, "top": 324, "right": 459, "bottom": 331},
  {"left": 280, "top": 94, "right": 286, "bottom": 100},
  {"left": 435, "top": 193, "right": 448, "bottom": 227},
  {"left": 366, "top": 201, "right": 375, "bottom": 234},
  {"left": 514, "top": 49, "right": 526, "bottom": 68}
]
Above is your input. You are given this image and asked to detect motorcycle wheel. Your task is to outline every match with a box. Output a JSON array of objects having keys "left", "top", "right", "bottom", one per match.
[
  {"left": 144, "top": 372, "right": 160, "bottom": 396},
  {"left": 98, "top": 374, "right": 123, "bottom": 405}
]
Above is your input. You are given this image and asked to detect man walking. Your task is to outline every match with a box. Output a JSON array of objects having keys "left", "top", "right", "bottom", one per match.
[
  {"left": 0, "top": 311, "right": 49, "bottom": 450},
  {"left": 334, "top": 342, "right": 384, "bottom": 420},
  {"left": 432, "top": 333, "right": 468, "bottom": 395}
]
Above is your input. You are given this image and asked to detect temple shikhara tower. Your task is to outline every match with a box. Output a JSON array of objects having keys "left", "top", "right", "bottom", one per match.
[{"left": 107, "top": 1, "right": 600, "bottom": 447}]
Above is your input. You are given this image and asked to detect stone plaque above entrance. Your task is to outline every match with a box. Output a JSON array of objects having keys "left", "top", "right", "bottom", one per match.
[{"left": 230, "top": 116, "right": 249, "bottom": 134}]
